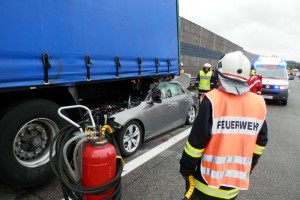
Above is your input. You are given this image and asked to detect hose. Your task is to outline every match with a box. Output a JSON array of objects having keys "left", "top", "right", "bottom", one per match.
[
  {"left": 49, "top": 121, "right": 123, "bottom": 200},
  {"left": 73, "top": 136, "right": 88, "bottom": 181},
  {"left": 182, "top": 175, "right": 195, "bottom": 200},
  {"left": 63, "top": 132, "right": 90, "bottom": 181}
]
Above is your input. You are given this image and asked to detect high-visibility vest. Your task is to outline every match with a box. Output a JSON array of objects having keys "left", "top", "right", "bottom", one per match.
[
  {"left": 202, "top": 89, "right": 266, "bottom": 190},
  {"left": 198, "top": 70, "right": 212, "bottom": 91}
]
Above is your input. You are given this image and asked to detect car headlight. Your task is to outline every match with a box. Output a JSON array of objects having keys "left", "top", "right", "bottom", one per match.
[{"left": 280, "top": 85, "right": 288, "bottom": 90}]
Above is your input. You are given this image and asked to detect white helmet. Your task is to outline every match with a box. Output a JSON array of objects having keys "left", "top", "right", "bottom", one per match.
[
  {"left": 217, "top": 51, "right": 250, "bottom": 82},
  {"left": 180, "top": 62, "right": 183, "bottom": 66},
  {"left": 204, "top": 63, "right": 211, "bottom": 68}
]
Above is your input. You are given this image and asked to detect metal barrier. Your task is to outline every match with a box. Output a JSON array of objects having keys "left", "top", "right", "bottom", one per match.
[{"left": 190, "top": 77, "right": 196, "bottom": 87}]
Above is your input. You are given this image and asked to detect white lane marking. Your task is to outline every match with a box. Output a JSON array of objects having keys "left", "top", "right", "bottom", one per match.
[{"left": 121, "top": 127, "right": 191, "bottom": 177}]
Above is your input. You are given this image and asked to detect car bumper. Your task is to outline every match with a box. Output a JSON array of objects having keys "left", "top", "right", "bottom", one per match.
[{"left": 261, "top": 89, "right": 289, "bottom": 100}]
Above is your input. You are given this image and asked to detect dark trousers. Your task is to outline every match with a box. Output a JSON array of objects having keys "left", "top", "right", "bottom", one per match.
[{"left": 198, "top": 90, "right": 210, "bottom": 104}]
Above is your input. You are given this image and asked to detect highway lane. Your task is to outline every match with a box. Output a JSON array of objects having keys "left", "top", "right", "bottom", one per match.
[{"left": 1, "top": 77, "right": 300, "bottom": 200}]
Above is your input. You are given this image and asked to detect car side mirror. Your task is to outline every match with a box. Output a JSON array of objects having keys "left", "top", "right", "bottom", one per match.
[
  {"left": 288, "top": 76, "right": 295, "bottom": 80},
  {"left": 151, "top": 89, "right": 162, "bottom": 103}
]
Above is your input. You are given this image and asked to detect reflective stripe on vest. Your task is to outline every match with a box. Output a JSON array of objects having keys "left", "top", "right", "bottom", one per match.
[
  {"left": 201, "top": 167, "right": 250, "bottom": 181},
  {"left": 202, "top": 90, "right": 266, "bottom": 190},
  {"left": 194, "top": 178, "right": 239, "bottom": 199},
  {"left": 202, "top": 155, "right": 252, "bottom": 166},
  {"left": 184, "top": 140, "right": 204, "bottom": 158},
  {"left": 198, "top": 70, "right": 212, "bottom": 91}
]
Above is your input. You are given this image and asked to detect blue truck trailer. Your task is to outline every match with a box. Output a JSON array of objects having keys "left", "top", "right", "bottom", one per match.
[{"left": 0, "top": 0, "right": 180, "bottom": 187}]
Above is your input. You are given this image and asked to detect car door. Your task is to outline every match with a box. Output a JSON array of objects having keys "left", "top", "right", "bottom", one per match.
[
  {"left": 143, "top": 82, "right": 174, "bottom": 138},
  {"left": 168, "top": 82, "right": 189, "bottom": 127}
]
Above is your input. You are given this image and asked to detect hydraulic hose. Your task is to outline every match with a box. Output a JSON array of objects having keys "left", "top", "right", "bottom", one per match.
[
  {"left": 73, "top": 136, "right": 89, "bottom": 182},
  {"left": 63, "top": 132, "right": 90, "bottom": 181},
  {"left": 182, "top": 175, "right": 195, "bottom": 200},
  {"left": 49, "top": 121, "right": 123, "bottom": 200}
]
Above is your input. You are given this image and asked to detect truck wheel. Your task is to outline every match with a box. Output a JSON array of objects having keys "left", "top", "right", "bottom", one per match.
[
  {"left": 186, "top": 106, "right": 196, "bottom": 125},
  {"left": 0, "top": 99, "right": 68, "bottom": 188},
  {"left": 116, "top": 120, "right": 142, "bottom": 157}
]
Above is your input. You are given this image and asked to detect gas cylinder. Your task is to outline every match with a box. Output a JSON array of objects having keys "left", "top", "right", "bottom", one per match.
[{"left": 81, "top": 138, "right": 117, "bottom": 200}]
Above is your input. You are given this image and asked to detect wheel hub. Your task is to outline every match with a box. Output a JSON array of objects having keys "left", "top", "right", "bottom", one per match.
[
  {"left": 32, "top": 136, "right": 42, "bottom": 148},
  {"left": 14, "top": 122, "right": 50, "bottom": 162}
]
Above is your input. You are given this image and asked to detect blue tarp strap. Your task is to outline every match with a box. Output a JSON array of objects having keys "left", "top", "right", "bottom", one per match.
[
  {"left": 85, "top": 55, "right": 92, "bottom": 81},
  {"left": 42, "top": 53, "right": 51, "bottom": 85},
  {"left": 138, "top": 57, "right": 142, "bottom": 77},
  {"left": 155, "top": 58, "right": 160, "bottom": 75},
  {"left": 115, "top": 56, "right": 121, "bottom": 78},
  {"left": 167, "top": 58, "right": 171, "bottom": 74}
]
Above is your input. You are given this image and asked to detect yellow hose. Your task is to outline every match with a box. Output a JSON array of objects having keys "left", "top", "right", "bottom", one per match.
[
  {"left": 99, "top": 125, "right": 113, "bottom": 140},
  {"left": 184, "top": 175, "right": 195, "bottom": 200},
  {"left": 101, "top": 125, "right": 113, "bottom": 134},
  {"left": 101, "top": 125, "right": 125, "bottom": 166}
]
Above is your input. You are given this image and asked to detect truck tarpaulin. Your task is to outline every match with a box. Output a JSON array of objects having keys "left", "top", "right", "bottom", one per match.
[{"left": 0, "top": 0, "right": 179, "bottom": 89}]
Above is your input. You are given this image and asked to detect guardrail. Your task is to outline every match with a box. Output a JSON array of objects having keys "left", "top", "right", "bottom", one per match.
[{"left": 190, "top": 76, "right": 196, "bottom": 87}]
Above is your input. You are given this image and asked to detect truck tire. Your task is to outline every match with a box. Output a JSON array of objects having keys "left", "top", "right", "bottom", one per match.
[{"left": 0, "top": 99, "right": 68, "bottom": 188}]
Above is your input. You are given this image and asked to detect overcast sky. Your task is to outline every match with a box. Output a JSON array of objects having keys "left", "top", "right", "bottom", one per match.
[{"left": 178, "top": 0, "right": 300, "bottom": 62}]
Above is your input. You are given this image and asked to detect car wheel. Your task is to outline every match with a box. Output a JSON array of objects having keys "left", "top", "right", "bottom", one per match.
[
  {"left": 186, "top": 106, "right": 196, "bottom": 125},
  {"left": 0, "top": 99, "right": 68, "bottom": 188},
  {"left": 282, "top": 100, "right": 287, "bottom": 105},
  {"left": 117, "top": 120, "right": 142, "bottom": 157}
]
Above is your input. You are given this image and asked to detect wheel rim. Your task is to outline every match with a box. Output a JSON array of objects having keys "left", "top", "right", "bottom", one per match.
[
  {"left": 123, "top": 124, "right": 141, "bottom": 153},
  {"left": 188, "top": 106, "right": 196, "bottom": 123},
  {"left": 13, "top": 118, "right": 59, "bottom": 168}
]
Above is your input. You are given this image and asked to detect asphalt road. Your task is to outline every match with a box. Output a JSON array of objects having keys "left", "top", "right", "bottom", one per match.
[{"left": 1, "top": 77, "right": 300, "bottom": 200}]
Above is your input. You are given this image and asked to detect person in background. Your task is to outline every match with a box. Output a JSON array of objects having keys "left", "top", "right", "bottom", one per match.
[
  {"left": 180, "top": 51, "right": 268, "bottom": 200},
  {"left": 180, "top": 62, "right": 186, "bottom": 73},
  {"left": 195, "top": 63, "right": 213, "bottom": 102},
  {"left": 210, "top": 69, "right": 218, "bottom": 89},
  {"left": 247, "top": 66, "right": 262, "bottom": 95}
]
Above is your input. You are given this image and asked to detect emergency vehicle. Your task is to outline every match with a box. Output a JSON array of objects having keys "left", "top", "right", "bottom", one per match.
[{"left": 254, "top": 56, "right": 289, "bottom": 105}]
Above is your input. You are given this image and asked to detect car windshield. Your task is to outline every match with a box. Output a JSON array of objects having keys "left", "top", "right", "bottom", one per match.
[
  {"left": 145, "top": 81, "right": 185, "bottom": 101},
  {"left": 256, "top": 68, "right": 287, "bottom": 79}
]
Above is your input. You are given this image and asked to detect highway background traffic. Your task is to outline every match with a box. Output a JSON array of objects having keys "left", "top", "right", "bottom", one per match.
[{"left": 1, "top": 78, "right": 300, "bottom": 200}]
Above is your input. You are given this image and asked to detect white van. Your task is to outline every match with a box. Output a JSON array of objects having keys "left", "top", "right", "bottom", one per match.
[
  {"left": 254, "top": 56, "right": 289, "bottom": 105},
  {"left": 293, "top": 68, "right": 299, "bottom": 76}
]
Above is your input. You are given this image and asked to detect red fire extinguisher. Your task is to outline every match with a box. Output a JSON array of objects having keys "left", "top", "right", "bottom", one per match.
[{"left": 81, "top": 134, "right": 117, "bottom": 200}]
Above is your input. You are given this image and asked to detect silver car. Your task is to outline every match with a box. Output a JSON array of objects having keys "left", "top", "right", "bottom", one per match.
[{"left": 108, "top": 80, "right": 199, "bottom": 157}]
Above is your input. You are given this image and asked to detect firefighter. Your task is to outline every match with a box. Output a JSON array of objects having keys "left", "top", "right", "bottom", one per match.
[
  {"left": 195, "top": 63, "right": 213, "bottom": 103},
  {"left": 180, "top": 62, "right": 186, "bottom": 73},
  {"left": 180, "top": 51, "right": 268, "bottom": 200},
  {"left": 247, "top": 66, "right": 262, "bottom": 94}
]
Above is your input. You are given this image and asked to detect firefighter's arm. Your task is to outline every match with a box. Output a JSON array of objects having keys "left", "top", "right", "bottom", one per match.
[
  {"left": 180, "top": 97, "right": 212, "bottom": 177},
  {"left": 251, "top": 120, "right": 268, "bottom": 172}
]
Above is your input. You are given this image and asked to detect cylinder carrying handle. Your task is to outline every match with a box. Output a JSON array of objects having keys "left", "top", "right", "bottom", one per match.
[{"left": 58, "top": 105, "right": 96, "bottom": 133}]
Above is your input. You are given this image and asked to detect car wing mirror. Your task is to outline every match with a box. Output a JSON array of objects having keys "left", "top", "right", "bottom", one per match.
[{"left": 151, "top": 89, "right": 162, "bottom": 103}]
